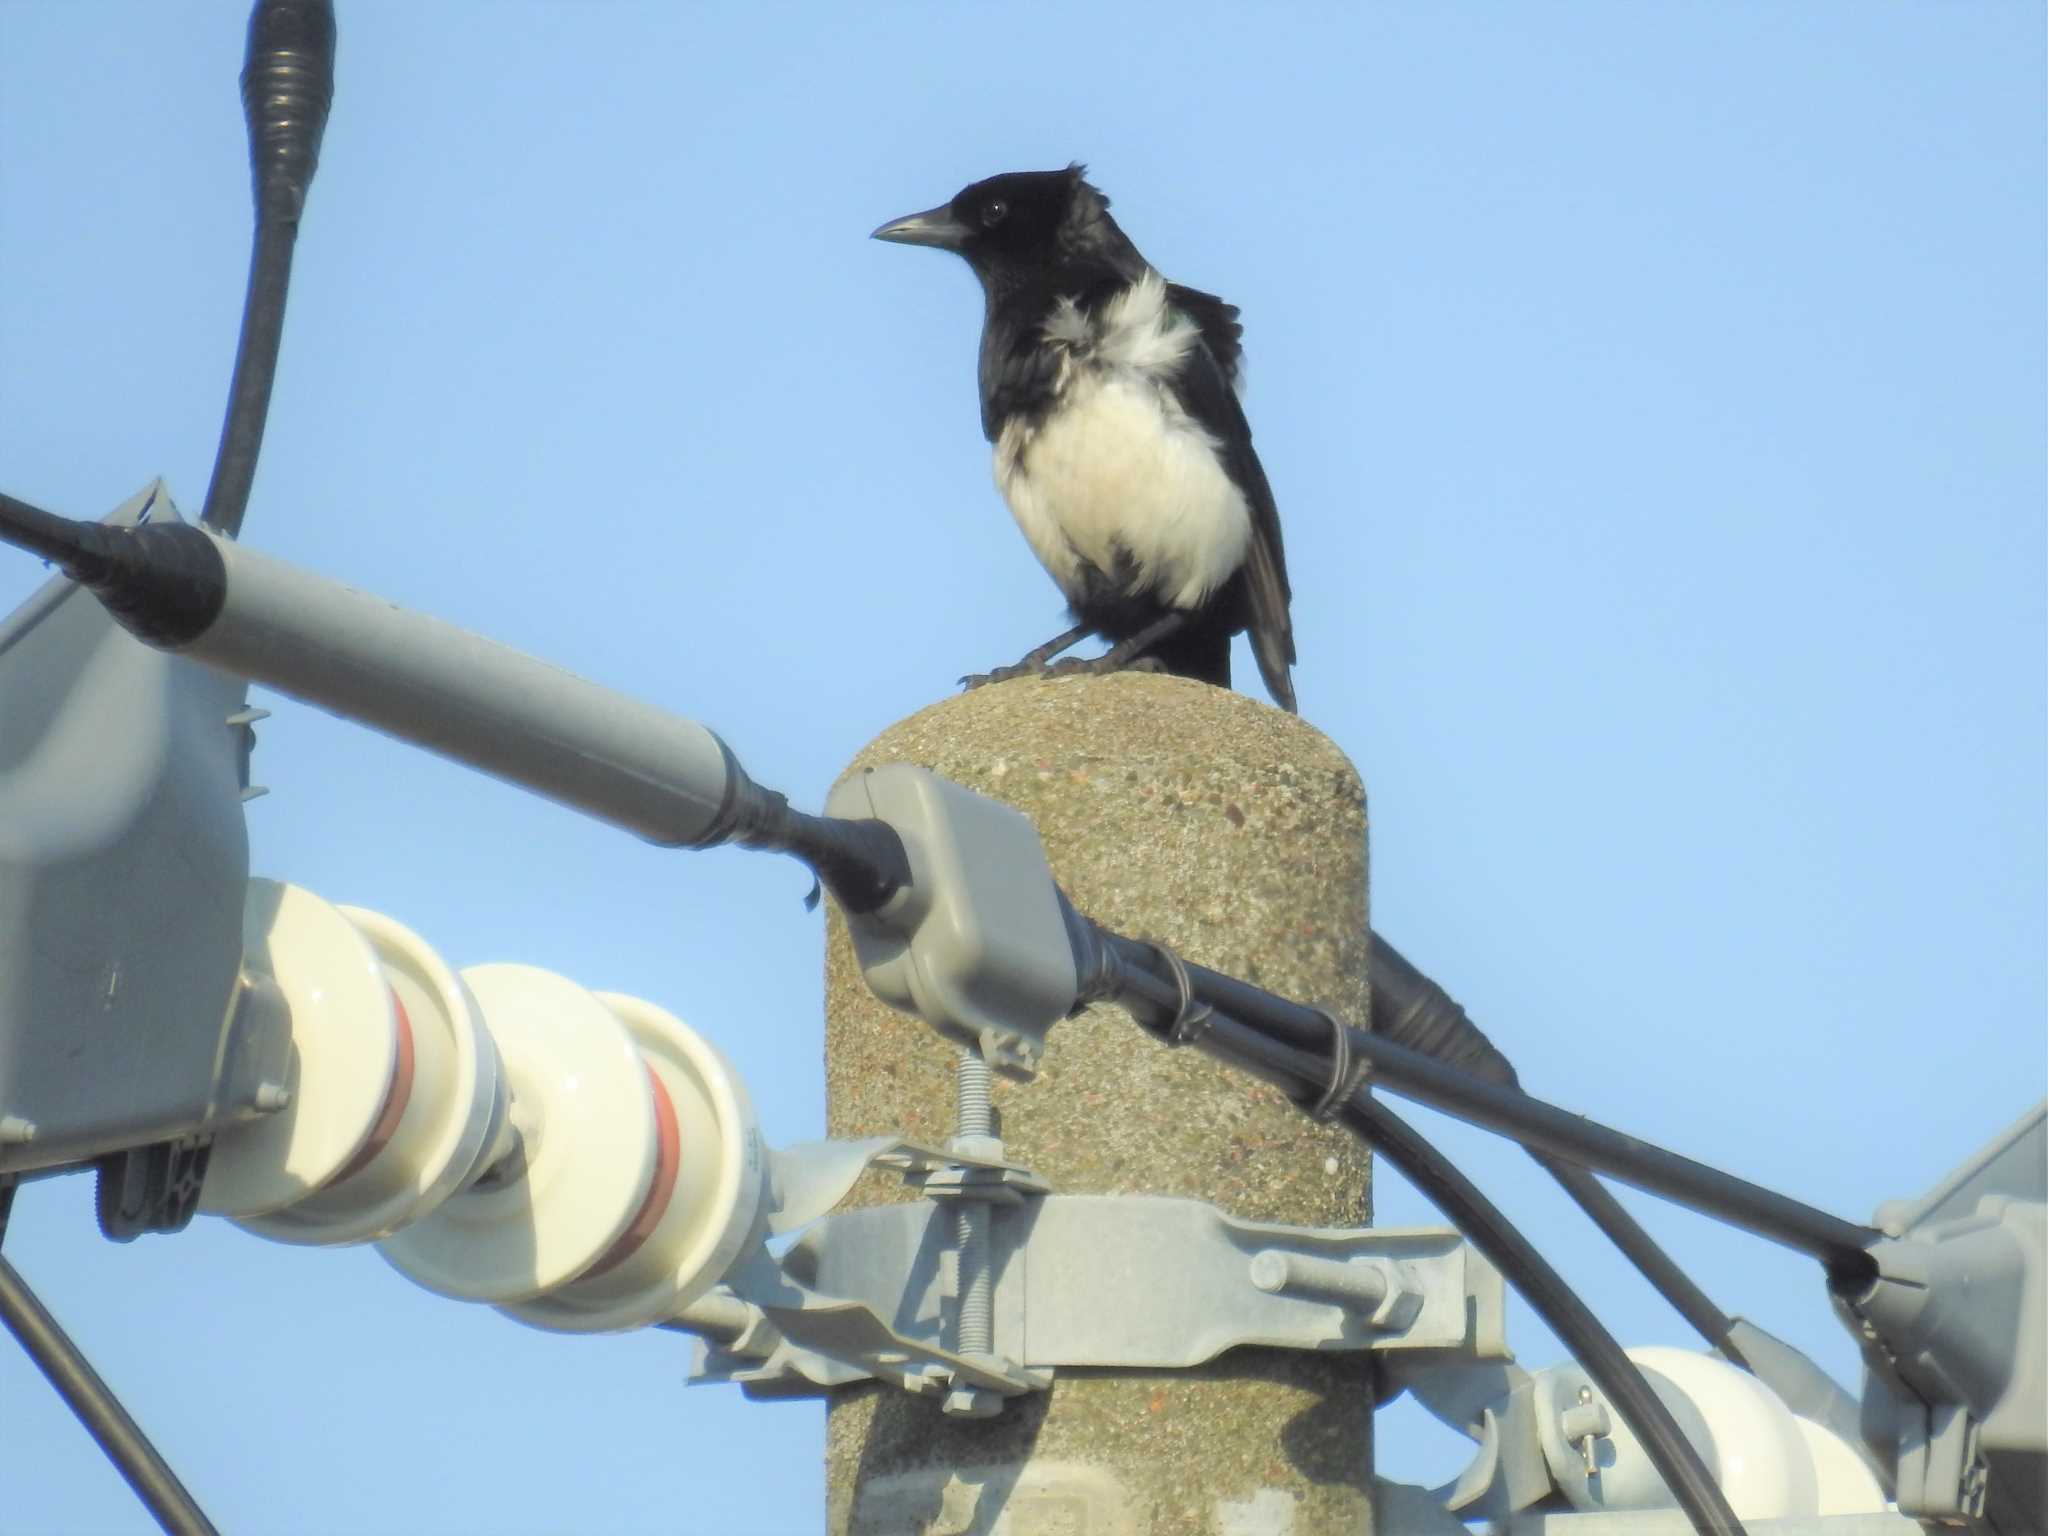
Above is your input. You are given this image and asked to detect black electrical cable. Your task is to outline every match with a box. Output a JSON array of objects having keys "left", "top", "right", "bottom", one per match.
[
  {"left": 200, "top": 218, "right": 300, "bottom": 539},
  {"left": 1537, "top": 1156, "right": 1746, "bottom": 1363},
  {"left": 1093, "top": 957, "right": 1748, "bottom": 1536},
  {"left": 1126, "top": 937, "right": 1879, "bottom": 1282},
  {"left": 200, "top": 1, "right": 335, "bottom": 539},
  {"left": 0, "top": 492, "right": 233, "bottom": 649},
  {"left": 1367, "top": 934, "right": 1746, "bottom": 1360},
  {"left": 715, "top": 784, "right": 913, "bottom": 915},
  {"left": 0, "top": 1258, "right": 218, "bottom": 1536},
  {"left": 1342, "top": 1098, "right": 1745, "bottom": 1536},
  {"left": 1366, "top": 932, "right": 1520, "bottom": 1084}
]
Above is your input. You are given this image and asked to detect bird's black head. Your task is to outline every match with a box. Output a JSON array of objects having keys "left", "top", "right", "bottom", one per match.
[{"left": 873, "top": 166, "right": 1128, "bottom": 288}]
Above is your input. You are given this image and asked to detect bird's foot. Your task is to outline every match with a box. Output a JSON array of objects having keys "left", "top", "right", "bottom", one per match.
[
  {"left": 1043, "top": 653, "right": 1167, "bottom": 679},
  {"left": 959, "top": 623, "right": 1097, "bottom": 691},
  {"left": 958, "top": 661, "right": 1047, "bottom": 691},
  {"left": 958, "top": 654, "right": 1165, "bottom": 692}
]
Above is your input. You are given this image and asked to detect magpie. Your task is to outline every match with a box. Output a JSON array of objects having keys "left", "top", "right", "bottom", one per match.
[{"left": 873, "top": 166, "right": 1297, "bottom": 712}]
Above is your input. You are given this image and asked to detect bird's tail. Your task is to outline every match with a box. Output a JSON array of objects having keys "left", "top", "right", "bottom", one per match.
[
  {"left": 1242, "top": 536, "right": 1297, "bottom": 713},
  {"left": 1251, "top": 625, "right": 1296, "bottom": 713}
]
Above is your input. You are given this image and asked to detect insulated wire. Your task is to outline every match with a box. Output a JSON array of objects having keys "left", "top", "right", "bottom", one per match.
[
  {"left": 1537, "top": 1155, "right": 1746, "bottom": 1364},
  {"left": 1341, "top": 1097, "right": 1747, "bottom": 1536},
  {"left": 1141, "top": 939, "right": 1878, "bottom": 1280},
  {"left": 0, "top": 1256, "right": 218, "bottom": 1536},
  {"left": 1100, "top": 942, "right": 1749, "bottom": 1536},
  {"left": 1365, "top": 933, "right": 1746, "bottom": 1359},
  {"left": 200, "top": 217, "right": 300, "bottom": 539}
]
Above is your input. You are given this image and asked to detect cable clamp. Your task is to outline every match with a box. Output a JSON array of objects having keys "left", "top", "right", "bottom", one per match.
[
  {"left": 1145, "top": 942, "right": 1214, "bottom": 1047},
  {"left": 1308, "top": 1008, "right": 1371, "bottom": 1122}
]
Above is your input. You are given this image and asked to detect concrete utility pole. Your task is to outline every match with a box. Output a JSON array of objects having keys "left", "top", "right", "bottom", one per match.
[{"left": 824, "top": 672, "right": 1375, "bottom": 1536}]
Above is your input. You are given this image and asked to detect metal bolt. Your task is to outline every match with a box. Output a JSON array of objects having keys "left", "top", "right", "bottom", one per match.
[
  {"left": 1247, "top": 1249, "right": 1391, "bottom": 1312},
  {"left": 951, "top": 1047, "right": 995, "bottom": 1360},
  {"left": 955, "top": 1046, "right": 993, "bottom": 1138},
  {"left": 941, "top": 1045, "right": 1004, "bottom": 1418},
  {"left": 1560, "top": 1384, "right": 1611, "bottom": 1479},
  {"left": 253, "top": 1081, "right": 292, "bottom": 1113}
]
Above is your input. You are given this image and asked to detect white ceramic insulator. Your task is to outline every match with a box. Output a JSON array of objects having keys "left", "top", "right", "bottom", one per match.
[
  {"left": 1794, "top": 1412, "right": 1887, "bottom": 1515},
  {"left": 500, "top": 991, "right": 764, "bottom": 1333},
  {"left": 202, "top": 882, "right": 509, "bottom": 1246},
  {"left": 206, "top": 887, "right": 761, "bottom": 1329},
  {"left": 201, "top": 882, "right": 400, "bottom": 1223},
  {"left": 1537, "top": 1347, "right": 1822, "bottom": 1518},
  {"left": 377, "top": 964, "right": 657, "bottom": 1304},
  {"left": 242, "top": 904, "right": 507, "bottom": 1245}
]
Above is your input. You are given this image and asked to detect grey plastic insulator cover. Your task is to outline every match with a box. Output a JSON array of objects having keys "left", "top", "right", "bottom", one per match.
[
  {"left": 823, "top": 765, "right": 1077, "bottom": 1077},
  {"left": 1851, "top": 1198, "right": 2045, "bottom": 1528},
  {"left": 1840, "top": 1101, "right": 2047, "bottom": 1531},
  {"left": 193, "top": 534, "right": 740, "bottom": 848},
  {"left": 0, "top": 486, "right": 252, "bottom": 1173}
]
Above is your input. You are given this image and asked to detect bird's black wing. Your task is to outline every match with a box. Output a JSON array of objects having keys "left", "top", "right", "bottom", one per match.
[
  {"left": 977, "top": 273, "right": 1126, "bottom": 442},
  {"left": 1165, "top": 287, "right": 1296, "bottom": 712},
  {"left": 977, "top": 316, "right": 1061, "bottom": 442},
  {"left": 1166, "top": 283, "right": 1244, "bottom": 384}
]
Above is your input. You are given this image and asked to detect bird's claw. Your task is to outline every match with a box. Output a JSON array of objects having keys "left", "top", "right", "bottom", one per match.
[
  {"left": 958, "top": 654, "right": 1166, "bottom": 692},
  {"left": 960, "top": 661, "right": 1046, "bottom": 691},
  {"left": 958, "top": 651, "right": 1171, "bottom": 696},
  {"left": 1045, "top": 654, "right": 1167, "bottom": 679}
]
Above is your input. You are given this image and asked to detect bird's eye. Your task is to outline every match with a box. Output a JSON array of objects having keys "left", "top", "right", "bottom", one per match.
[{"left": 980, "top": 198, "right": 1010, "bottom": 228}]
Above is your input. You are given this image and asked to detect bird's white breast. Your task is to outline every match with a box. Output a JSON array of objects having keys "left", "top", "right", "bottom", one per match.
[{"left": 994, "top": 274, "right": 1250, "bottom": 612}]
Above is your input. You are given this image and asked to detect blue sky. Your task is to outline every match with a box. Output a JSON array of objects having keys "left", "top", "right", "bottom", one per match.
[{"left": 0, "top": 4, "right": 2041, "bottom": 1531}]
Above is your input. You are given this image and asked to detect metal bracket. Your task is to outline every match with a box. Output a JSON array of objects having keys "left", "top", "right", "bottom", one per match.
[
  {"left": 682, "top": 1133, "right": 1055, "bottom": 1404},
  {"left": 677, "top": 1134, "right": 1506, "bottom": 1405},
  {"left": 713, "top": 1244, "right": 1052, "bottom": 1402},
  {"left": 1379, "top": 1356, "right": 1554, "bottom": 1519},
  {"left": 783, "top": 1196, "right": 1500, "bottom": 1374},
  {"left": 763, "top": 1135, "right": 1047, "bottom": 1235}
]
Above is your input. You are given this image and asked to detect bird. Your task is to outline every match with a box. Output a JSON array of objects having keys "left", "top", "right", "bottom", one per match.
[{"left": 872, "top": 165, "right": 1297, "bottom": 712}]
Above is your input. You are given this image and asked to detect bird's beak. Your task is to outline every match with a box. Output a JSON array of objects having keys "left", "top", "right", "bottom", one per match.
[{"left": 871, "top": 203, "right": 972, "bottom": 251}]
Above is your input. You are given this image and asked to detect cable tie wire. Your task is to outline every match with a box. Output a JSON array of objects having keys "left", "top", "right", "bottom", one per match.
[
  {"left": 1307, "top": 1007, "right": 1371, "bottom": 1122},
  {"left": 1144, "top": 942, "right": 1215, "bottom": 1047}
]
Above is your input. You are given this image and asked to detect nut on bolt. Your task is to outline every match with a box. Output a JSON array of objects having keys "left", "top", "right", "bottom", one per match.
[{"left": 942, "top": 1382, "right": 1004, "bottom": 1419}]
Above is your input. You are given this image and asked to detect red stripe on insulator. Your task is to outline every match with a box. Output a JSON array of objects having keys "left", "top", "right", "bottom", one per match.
[
  {"left": 583, "top": 1063, "right": 683, "bottom": 1280},
  {"left": 333, "top": 989, "right": 417, "bottom": 1187}
]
